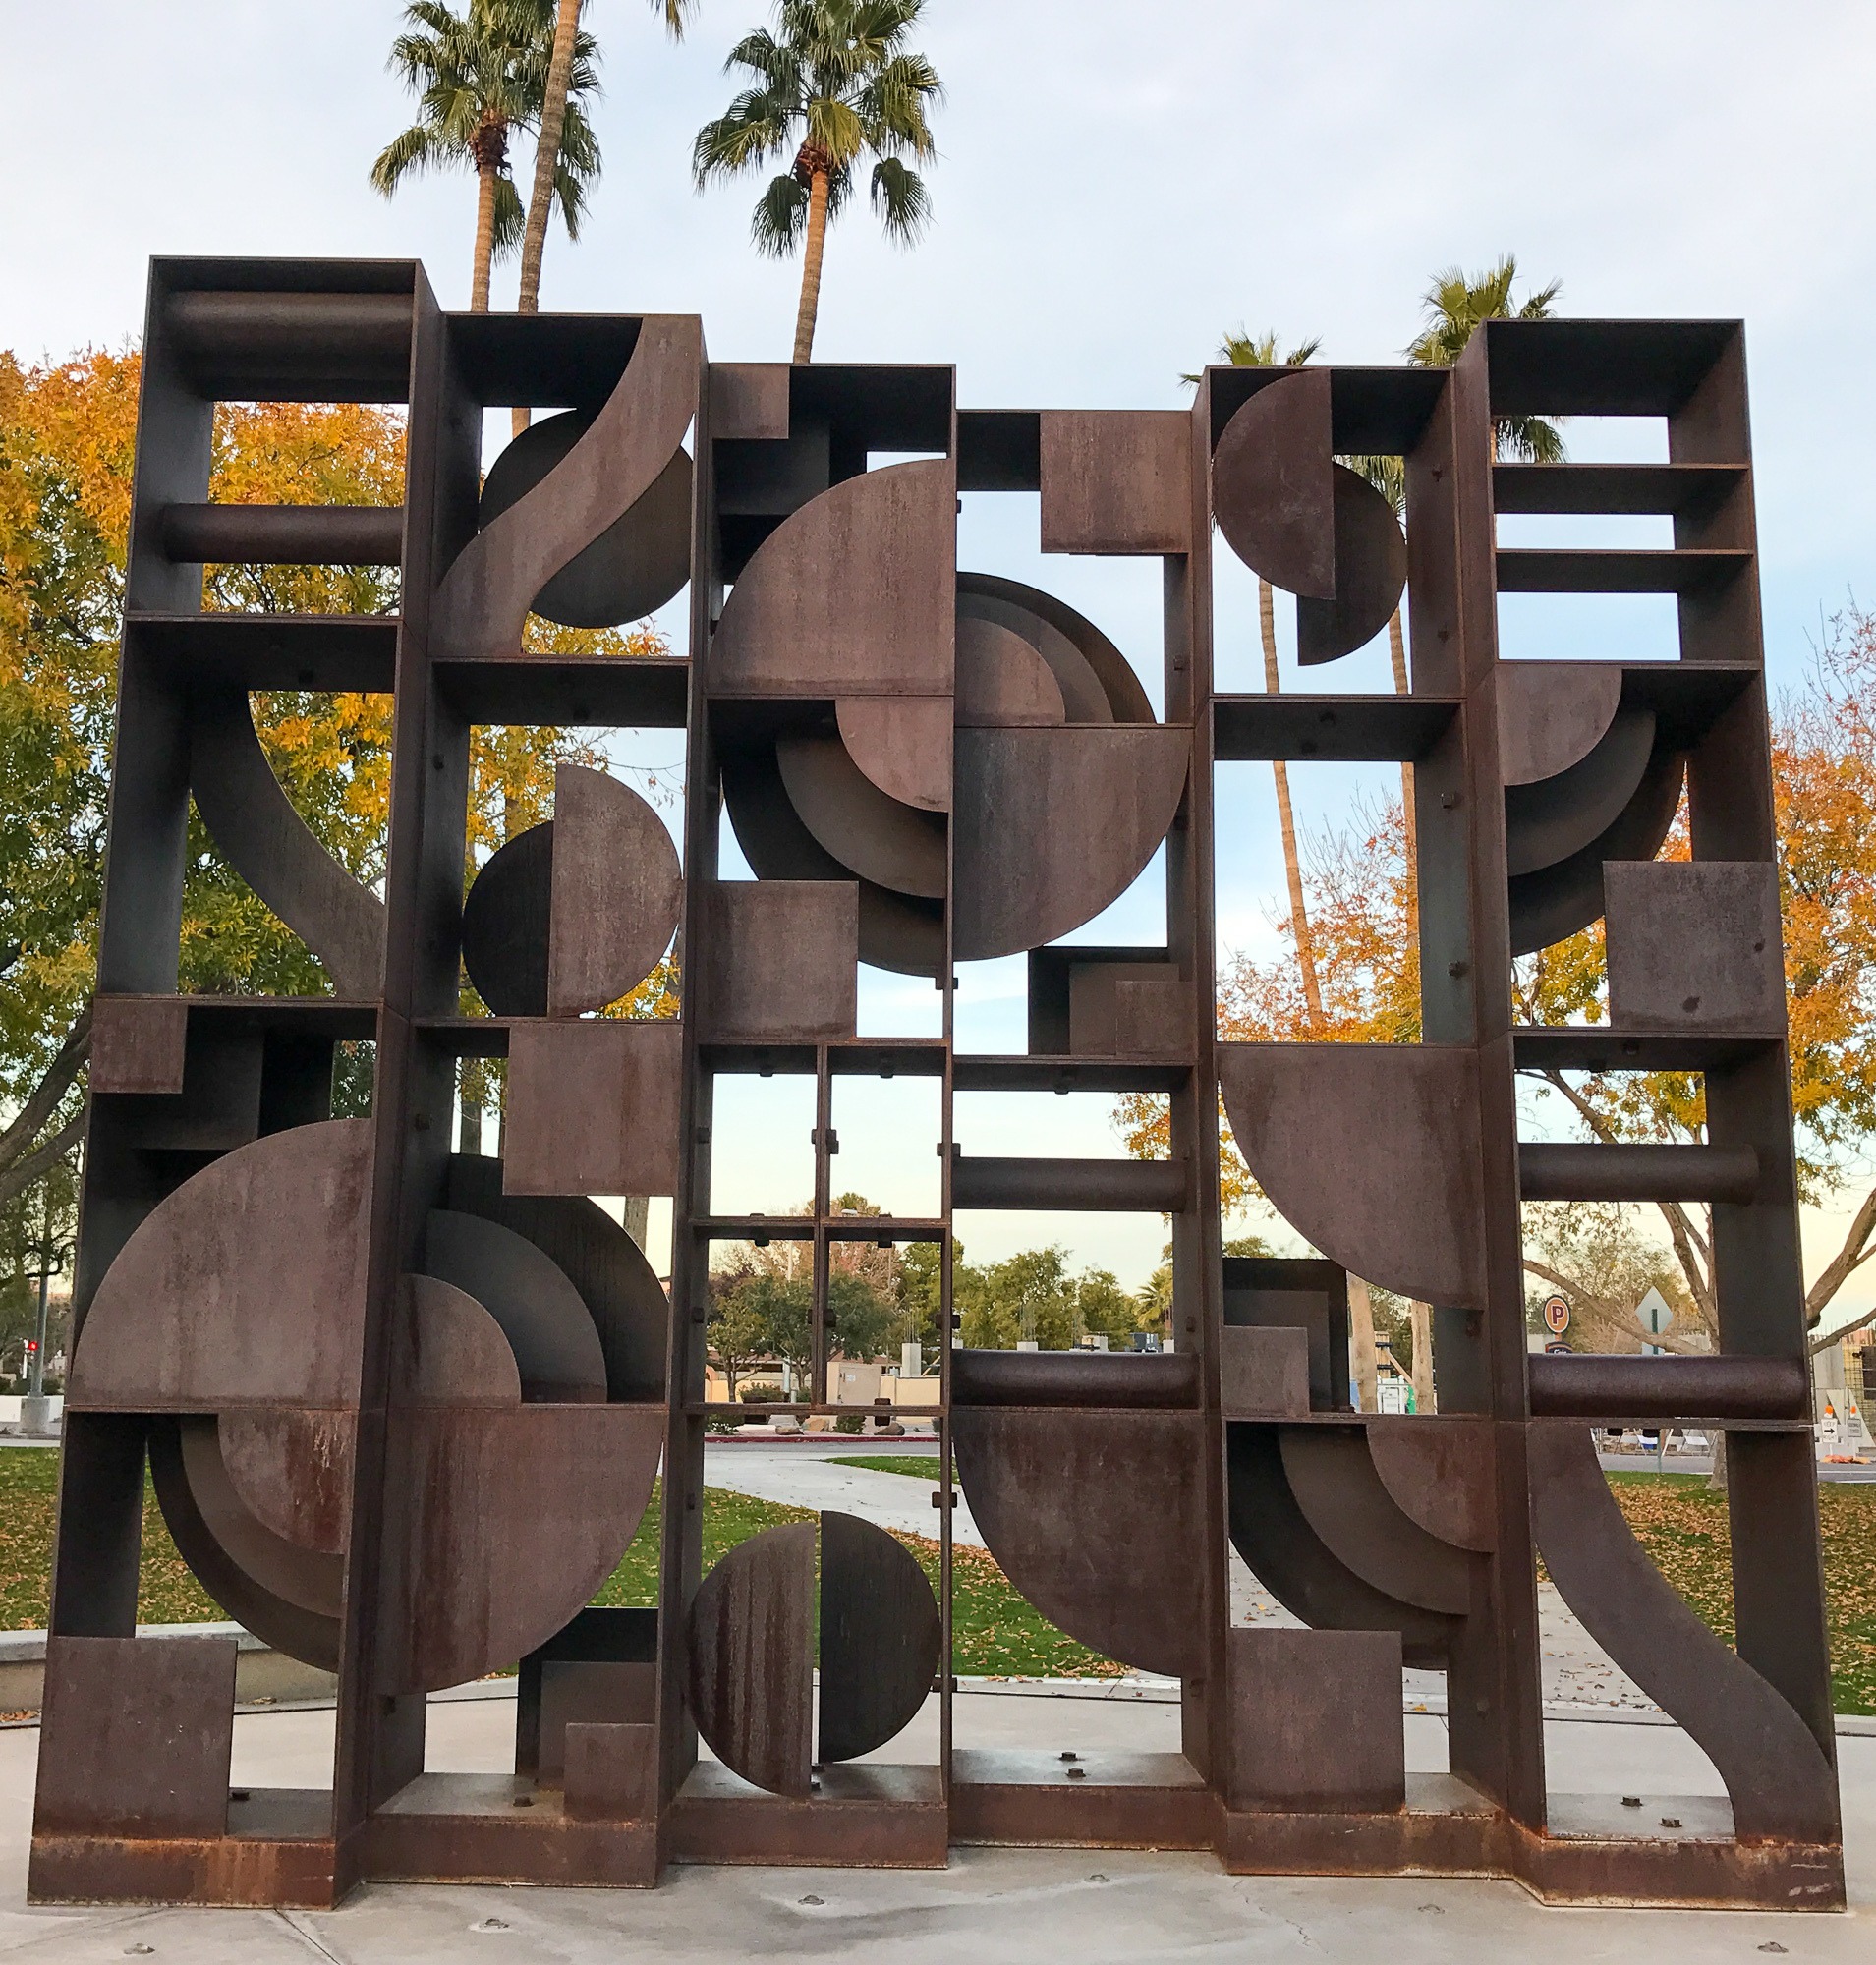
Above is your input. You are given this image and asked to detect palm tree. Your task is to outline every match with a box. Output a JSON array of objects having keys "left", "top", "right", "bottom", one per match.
[
  {"left": 693, "top": 1, "right": 942, "bottom": 364},
  {"left": 372, "top": 0, "right": 601, "bottom": 314},
  {"left": 518, "top": 2, "right": 693, "bottom": 316},
  {"left": 1202, "top": 329, "right": 1327, "bottom": 1030},
  {"left": 1410, "top": 255, "right": 1565, "bottom": 462}
]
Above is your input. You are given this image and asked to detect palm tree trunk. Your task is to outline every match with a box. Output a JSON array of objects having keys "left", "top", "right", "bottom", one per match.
[
  {"left": 1261, "top": 578, "right": 1324, "bottom": 1026},
  {"left": 1387, "top": 608, "right": 1418, "bottom": 924},
  {"left": 1347, "top": 1275, "right": 1380, "bottom": 1412},
  {"left": 792, "top": 169, "right": 832, "bottom": 364},
  {"left": 1409, "top": 1298, "right": 1437, "bottom": 1413},
  {"left": 512, "top": 0, "right": 583, "bottom": 435},
  {"left": 471, "top": 154, "right": 499, "bottom": 313}
]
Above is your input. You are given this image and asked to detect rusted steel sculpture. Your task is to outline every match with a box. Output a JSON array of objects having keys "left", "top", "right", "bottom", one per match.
[{"left": 31, "top": 260, "right": 1839, "bottom": 1910}]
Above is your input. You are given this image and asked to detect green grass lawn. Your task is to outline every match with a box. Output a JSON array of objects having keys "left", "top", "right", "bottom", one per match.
[
  {"left": 826, "top": 1454, "right": 942, "bottom": 1480},
  {"left": 3, "top": 1447, "right": 1867, "bottom": 1706}
]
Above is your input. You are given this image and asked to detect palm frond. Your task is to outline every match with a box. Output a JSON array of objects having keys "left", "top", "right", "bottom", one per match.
[
  {"left": 751, "top": 172, "right": 811, "bottom": 258},
  {"left": 870, "top": 155, "right": 930, "bottom": 244},
  {"left": 694, "top": 88, "right": 796, "bottom": 182},
  {"left": 489, "top": 173, "right": 527, "bottom": 260},
  {"left": 370, "top": 121, "right": 456, "bottom": 194}
]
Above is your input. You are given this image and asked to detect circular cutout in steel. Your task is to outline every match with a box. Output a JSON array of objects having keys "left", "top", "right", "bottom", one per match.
[{"left": 479, "top": 411, "right": 692, "bottom": 629}]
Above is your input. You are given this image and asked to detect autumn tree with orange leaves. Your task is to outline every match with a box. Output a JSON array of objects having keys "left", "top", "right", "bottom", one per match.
[{"left": 0, "top": 346, "right": 673, "bottom": 1258}]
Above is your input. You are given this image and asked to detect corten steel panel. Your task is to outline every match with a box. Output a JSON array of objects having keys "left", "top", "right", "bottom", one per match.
[
  {"left": 1212, "top": 693, "right": 1459, "bottom": 763},
  {"left": 709, "top": 361, "right": 790, "bottom": 440},
  {"left": 710, "top": 458, "right": 956, "bottom": 697},
  {"left": 34, "top": 1636, "right": 236, "bottom": 1837},
  {"left": 158, "top": 502, "right": 404, "bottom": 566},
  {"left": 1518, "top": 1141, "right": 1760, "bottom": 1204},
  {"left": 392, "top": 1274, "right": 524, "bottom": 1407},
  {"left": 382, "top": 1404, "right": 664, "bottom": 1693},
  {"left": 1109, "top": 978, "right": 1192, "bottom": 1061},
  {"left": 1365, "top": 1418, "right": 1498, "bottom": 1551},
  {"left": 460, "top": 822, "right": 554, "bottom": 1017},
  {"left": 189, "top": 684, "right": 387, "bottom": 1000},
  {"left": 68, "top": 1119, "right": 373, "bottom": 1410},
  {"left": 1211, "top": 368, "right": 1336, "bottom": 596},
  {"left": 360, "top": 1775, "right": 657, "bottom": 1886},
  {"left": 951, "top": 1348, "right": 1199, "bottom": 1407},
  {"left": 954, "top": 616, "right": 1066, "bottom": 726},
  {"left": 163, "top": 282, "right": 416, "bottom": 401},
  {"left": 515, "top": 1603, "right": 658, "bottom": 1780},
  {"left": 1295, "top": 468, "right": 1409, "bottom": 667},
  {"left": 433, "top": 316, "right": 703, "bottom": 660},
  {"left": 1503, "top": 710, "right": 1657, "bottom": 876},
  {"left": 89, "top": 995, "right": 188, "bottom": 1094},
  {"left": 565, "top": 1722, "right": 660, "bottom": 1821},
  {"left": 949, "top": 1752, "right": 1217, "bottom": 1851},
  {"left": 218, "top": 1408, "right": 356, "bottom": 1554},
  {"left": 775, "top": 736, "right": 947, "bottom": 896},
  {"left": 1218, "top": 1325, "right": 1309, "bottom": 1417},
  {"left": 1495, "top": 661, "right": 1622, "bottom": 785},
  {"left": 949, "top": 1153, "right": 1189, "bottom": 1213},
  {"left": 1494, "top": 459, "right": 1749, "bottom": 517},
  {"left": 28, "top": 1832, "right": 342, "bottom": 1912},
  {"left": 686, "top": 1521, "right": 816, "bottom": 1798},
  {"left": 1529, "top": 1421, "right": 1838, "bottom": 1844},
  {"left": 424, "top": 1209, "right": 608, "bottom": 1401},
  {"left": 668, "top": 1763, "right": 947, "bottom": 1868},
  {"left": 504, "top": 1020, "right": 683, "bottom": 1199},
  {"left": 956, "top": 572, "right": 1154, "bottom": 722},
  {"left": 1039, "top": 410, "right": 1192, "bottom": 555},
  {"left": 700, "top": 882, "right": 858, "bottom": 1041},
  {"left": 952, "top": 727, "right": 1189, "bottom": 960},
  {"left": 834, "top": 696, "right": 952, "bottom": 812},
  {"left": 1222, "top": 1256, "right": 1351, "bottom": 1411},
  {"left": 950, "top": 1408, "right": 1206, "bottom": 1678},
  {"left": 1278, "top": 1429, "right": 1475, "bottom": 1615},
  {"left": 818, "top": 1510, "right": 942, "bottom": 1764},
  {"left": 1527, "top": 1351, "right": 1808, "bottom": 1420},
  {"left": 1218, "top": 1044, "right": 1487, "bottom": 1310},
  {"left": 1227, "top": 1630, "right": 1405, "bottom": 1813},
  {"left": 1604, "top": 860, "right": 1785, "bottom": 1034},
  {"left": 546, "top": 764, "right": 683, "bottom": 1017}
]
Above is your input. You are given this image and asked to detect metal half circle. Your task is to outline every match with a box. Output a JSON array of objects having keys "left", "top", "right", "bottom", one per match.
[
  {"left": 956, "top": 576, "right": 1112, "bottom": 723},
  {"left": 1278, "top": 1426, "right": 1476, "bottom": 1614},
  {"left": 460, "top": 822, "right": 553, "bottom": 1018},
  {"left": 479, "top": 413, "right": 692, "bottom": 629},
  {"left": 1295, "top": 466, "right": 1408, "bottom": 665},
  {"left": 954, "top": 616, "right": 1066, "bottom": 727},
  {"left": 952, "top": 726, "right": 1190, "bottom": 961},
  {"left": 217, "top": 1408, "right": 356, "bottom": 1556},
  {"left": 1211, "top": 369, "right": 1336, "bottom": 599},
  {"left": 434, "top": 315, "right": 702, "bottom": 658},
  {"left": 68, "top": 1118, "right": 373, "bottom": 1412},
  {"left": 774, "top": 736, "right": 947, "bottom": 900},
  {"left": 1498, "top": 662, "right": 1624, "bottom": 787},
  {"left": 188, "top": 681, "right": 386, "bottom": 1000},
  {"left": 1365, "top": 1417, "right": 1498, "bottom": 1553},
  {"left": 817, "top": 1510, "right": 942, "bottom": 1764},
  {"left": 393, "top": 1273, "right": 524, "bottom": 1407},
  {"left": 1506, "top": 745, "right": 1686, "bottom": 956},
  {"left": 424, "top": 1209, "right": 608, "bottom": 1403},
  {"left": 835, "top": 696, "right": 952, "bottom": 813},
  {"left": 1504, "top": 708, "right": 1658, "bottom": 877},
  {"left": 1216, "top": 1043, "right": 1487, "bottom": 1311},
  {"left": 547, "top": 763, "right": 683, "bottom": 1014}
]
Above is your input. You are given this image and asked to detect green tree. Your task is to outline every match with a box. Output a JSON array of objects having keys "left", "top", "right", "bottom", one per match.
[
  {"left": 1408, "top": 255, "right": 1565, "bottom": 463},
  {"left": 373, "top": 0, "right": 602, "bottom": 314},
  {"left": 693, "top": 0, "right": 942, "bottom": 363}
]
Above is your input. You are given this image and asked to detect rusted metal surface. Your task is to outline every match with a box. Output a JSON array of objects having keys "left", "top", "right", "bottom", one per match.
[
  {"left": 393, "top": 1274, "right": 523, "bottom": 1407},
  {"left": 775, "top": 736, "right": 947, "bottom": 897},
  {"left": 1365, "top": 1417, "right": 1497, "bottom": 1551},
  {"left": 479, "top": 418, "right": 692, "bottom": 629},
  {"left": 952, "top": 1408, "right": 1206, "bottom": 1678},
  {"left": 1211, "top": 368, "right": 1336, "bottom": 597},
  {"left": 1228, "top": 1629, "right": 1405, "bottom": 1811},
  {"left": 89, "top": 994, "right": 189, "bottom": 1094},
  {"left": 953, "top": 727, "right": 1189, "bottom": 960},
  {"left": 834, "top": 695, "right": 952, "bottom": 812},
  {"left": 189, "top": 683, "right": 386, "bottom": 998},
  {"left": 1519, "top": 1140, "right": 1760, "bottom": 1203},
  {"left": 956, "top": 572, "right": 1153, "bottom": 722},
  {"left": 1219, "top": 1044, "right": 1486, "bottom": 1310},
  {"left": 1279, "top": 1428, "right": 1476, "bottom": 1614},
  {"left": 1528, "top": 1351, "right": 1808, "bottom": 1420},
  {"left": 504, "top": 1019, "right": 683, "bottom": 1199},
  {"left": 1039, "top": 410, "right": 1192, "bottom": 555},
  {"left": 160, "top": 501, "right": 404, "bottom": 566},
  {"left": 424, "top": 1209, "right": 608, "bottom": 1402},
  {"left": 708, "top": 360, "right": 790, "bottom": 440},
  {"left": 434, "top": 315, "right": 702, "bottom": 658},
  {"left": 546, "top": 764, "right": 682, "bottom": 1015},
  {"left": 1604, "top": 859, "right": 1785, "bottom": 1033},
  {"left": 458, "top": 820, "right": 554, "bottom": 1017},
  {"left": 34, "top": 1635, "right": 236, "bottom": 1837},
  {"left": 69, "top": 1119, "right": 373, "bottom": 1409},
  {"left": 1529, "top": 1421, "right": 1838, "bottom": 1843},
  {"left": 1296, "top": 466, "right": 1409, "bottom": 664},
  {"left": 700, "top": 881, "right": 858, "bottom": 1040},
  {"left": 950, "top": 1151, "right": 1189, "bottom": 1212},
  {"left": 710, "top": 459, "right": 955, "bottom": 696},
  {"left": 954, "top": 615, "right": 1066, "bottom": 726},
  {"left": 951, "top": 1347, "right": 1200, "bottom": 1407},
  {"left": 515, "top": 1603, "right": 657, "bottom": 1783},
  {"left": 361, "top": 1775, "right": 658, "bottom": 1886},
  {"left": 1222, "top": 1255, "right": 1351, "bottom": 1411},
  {"left": 218, "top": 1407, "right": 355, "bottom": 1554},
  {"left": 1218, "top": 1325, "right": 1310, "bottom": 1417},
  {"left": 669, "top": 1762, "right": 946, "bottom": 1868},
  {"left": 384, "top": 1404, "right": 664, "bottom": 1694},
  {"left": 1496, "top": 660, "right": 1623, "bottom": 785},
  {"left": 818, "top": 1510, "right": 941, "bottom": 1763},
  {"left": 685, "top": 1521, "right": 815, "bottom": 1798},
  {"left": 950, "top": 1751, "right": 1217, "bottom": 1852},
  {"left": 564, "top": 1723, "right": 659, "bottom": 1822},
  {"left": 1504, "top": 709, "right": 1657, "bottom": 875}
]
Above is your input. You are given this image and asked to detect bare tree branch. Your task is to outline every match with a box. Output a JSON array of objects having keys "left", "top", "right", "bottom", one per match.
[
  {"left": 0, "top": 1002, "right": 91, "bottom": 1172},
  {"left": 1519, "top": 1254, "right": 1709, "bottom": 1355},
  {"left": 0, "top": 1109, "right": 85, "bottom": 1211},
  {"left": 1805, "top": 1180, "right": 1876, "bottom": 1328}
]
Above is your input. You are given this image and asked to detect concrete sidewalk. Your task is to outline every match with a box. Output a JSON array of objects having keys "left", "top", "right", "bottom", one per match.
[{"left": 0, "top": 1695, "right": 1867, "bottom": 1959}]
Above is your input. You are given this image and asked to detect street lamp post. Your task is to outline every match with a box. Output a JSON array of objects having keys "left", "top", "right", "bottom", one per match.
[{"left": 20, "top": 1191, "right": 71, "bottom": 1439}]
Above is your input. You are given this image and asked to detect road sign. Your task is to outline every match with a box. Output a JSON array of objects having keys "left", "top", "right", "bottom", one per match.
[
  {"left": 1636, "top": 1286, "right": 1673, "bottom": 1336},
  {"left": 1542, "top": 1294, "right": 1570, "bottom": 1336},
  {"left": 1545, "top": 1339, "right": 1572, "bottom": 1354}
]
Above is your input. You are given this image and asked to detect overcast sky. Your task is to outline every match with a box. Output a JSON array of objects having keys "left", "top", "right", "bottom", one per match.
[{"left": 4, "top": 0, "right": 1872, "bottom": 1310}]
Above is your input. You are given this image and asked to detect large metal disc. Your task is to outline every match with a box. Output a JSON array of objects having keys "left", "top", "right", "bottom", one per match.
[
  {"left": 479, "top": 411, "right": 692, "bottom": 629},
  {"left": 1295, "top": 466, "right": 1408, "bottom": 665},
  {"left": 460, "top": 822, "right": 553, "bottom": 1017}
]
